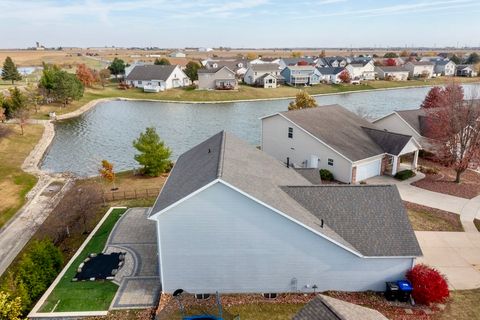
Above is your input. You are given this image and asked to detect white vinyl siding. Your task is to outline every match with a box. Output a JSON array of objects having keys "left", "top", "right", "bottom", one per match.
[{"left": 155, "top": 182, "right": 414, "bottom": 294}]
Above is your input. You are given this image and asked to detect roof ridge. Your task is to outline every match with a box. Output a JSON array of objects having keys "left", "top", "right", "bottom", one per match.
[
  {"left": 361, "top": 126, "right": 413, "bottom": 138},
  {"left": 217, "top": 131, "right": 226, "bottom": 178},
  {"left": 282, "top": 184, "right": 395, "bottom": 188}
]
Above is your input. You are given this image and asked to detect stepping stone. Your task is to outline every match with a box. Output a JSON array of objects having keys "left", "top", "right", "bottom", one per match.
[
  {"left": 405, "top": 309, "right": 413, "bottom": 314},
  {"left": 436, "top": 303, "right": 446, "bottom": 310},
  {"left": 424, "top": 308, "right": 433, "bottom": 314}
]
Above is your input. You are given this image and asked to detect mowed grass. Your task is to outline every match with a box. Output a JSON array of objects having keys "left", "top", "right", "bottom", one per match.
[
  {"left": 40, "top": 208, "right": 127, "bottom": 312},
  {"left": 0, "top": 124, "right": 43, "bottom": 228},
  {"left": 405, "top": 202, "right": 463, "bottom": 232},
  {"left": 33, "top": 77, "right": 480, "bottom": 119},
  {"left": 435, "top": 289, "right": 480, "bottom": 320}
]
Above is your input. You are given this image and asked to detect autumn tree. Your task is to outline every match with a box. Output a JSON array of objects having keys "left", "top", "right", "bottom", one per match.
[
  {"left": 184, "top": 61, "right": 201, "bottom": 81},
  {"left": 99, "top": 69, "right": 111, "bottom": 88},
  {"left": 425, "top": 84, "right": 480, "bottom": 183},
  {"left": 25, "top": 83, "right": 43, "bottom": 113},
  {"left": 133, "top": 127, "right": 172, "bottom": 177},
  {"left": 99, "top": 160, "right": 117, "bottom": 190},
  {"left": 339, "top": 70, "right": 351, "bottom": 83},
  {"left": 1, "top": 57, "right": 22, "bottom": 84},
  {"left": 291, "top": 51, "right": 302, "bottom": 58},
  {"left": 288, "top": 91, "right": 318, "bottom": 111},
  {"left": 319, "top": 50, "right": 326, "bottom": 58},
  {"left": 400, "top": 50, "right": 409, "bottom": 57},
  {"left": 421, "top": 87, "right": 444, "bottom": 109},
  {"left": 246, "top": 52, "right": 257, "bottom": 60},
  {"left": 108, "top": 57, "right": 126, "bottom": 79},
  {"left": 0, "top": 291, "right": 23, "bottom": 320},
  {"left": 385, "top": 58, "right": 397, "bottom": 66},
  {"left": 75, "top": 63, "right": 96, "bottom": 87},
  {"left": 154, "top": 58, "right": 171, "bottom": 65},
  {"left": 383, "top": 52, "right": 398, "bottom": 58}
]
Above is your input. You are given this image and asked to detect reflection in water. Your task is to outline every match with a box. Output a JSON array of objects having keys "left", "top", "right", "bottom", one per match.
[{"left": 41, "top": 84, "right": 480, "bottom": 176}]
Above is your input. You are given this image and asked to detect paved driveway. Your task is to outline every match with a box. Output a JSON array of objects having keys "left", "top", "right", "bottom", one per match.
[
  {"left": 104, "top": 207, "right": 161, "bottom": 309},
  {"left": 416, "top": 231, "right": 480, "bottom": 290}
]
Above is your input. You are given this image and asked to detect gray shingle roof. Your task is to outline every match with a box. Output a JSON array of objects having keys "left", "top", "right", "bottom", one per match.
[
  {"left": 316, "top": 67, "right": 345, "bottom": 75},
  {"left": 198, "top": 66, "right": 234, "bottom": 75},
  {"left": 250, "top": 63, "right": 280, "bottom": 72},
  {"left": 125, "top": 65, "right": 178, "bottom": 81},
  {"left": 281, "top": 58, "right": 316, "bottom": 66},
  {"left": 294, "top": 295, "right": 388, "bottom": 320},
  {"left": 280, "top": 105, "right": 385, "bottom": 161},
  {"left": 395, "top": 108, "right": 427, "bottom": 135},
  {"left": 282, "top": 185, "right": 422, "bottom": 257},
  {"left": 362, "top": 127, "right": 413, "bottom": 156},
  {"left": 408, "top": 61, "right": 434, "bottom": 66},
  {"left": 150, "top": 131, "right": 421, "bottom": 258},
  {"left": 376, "top": 66, "right": 409, "bottom": 72}
]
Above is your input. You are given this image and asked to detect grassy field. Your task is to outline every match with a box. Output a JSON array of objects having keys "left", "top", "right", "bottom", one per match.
[
  {"left": 32, "top": 77, "right": 480, "bottom": 120},
  {"left": 0, "top": 124, "right": 43, "bottom": 228},
  {"left": 40, "top": 207, "right": 127, "bottom": 312}
]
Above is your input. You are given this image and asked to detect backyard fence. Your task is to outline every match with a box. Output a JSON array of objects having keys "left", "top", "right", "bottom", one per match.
[{"left": 102, "top": 188, "right": 161, "bottom": 201}]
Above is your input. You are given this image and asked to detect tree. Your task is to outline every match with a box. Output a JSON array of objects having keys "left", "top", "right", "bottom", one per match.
[
  {"left": 38, "top": 63, "right": 61, "bottom": 99},
  {"left": 133, "top": 127, "right": 172, "bottom": 177},
  {"left": 154, "top": 58, "right": 171, "bottom": 65},
  {"left": 75, "top": 63, "right": 96, "bottom": 87},
  {"left": 467, "top": 52, "right": 480, "bottom": 64},
  {"left": 421, "top": 86, "right": 444, "bottom": 109},
  {"left": 14, "top": 108, "right": 29, "bottom": 135},
  {"left": 24, "top": 83, "right": 42, "bottom": 113},
  {"left": 339, "top": 70, "right": 351, "bottom": 83},
  {"left": 450, "top": 54, "right": 461, "bottom": 64},
  {"left": 108, "top": 57, "right": 126, "bottom": 79},
  {"left": 425, "top": 83, "right": 480, "bottom": 183},
  {"left": 288, "top": 91, "right": 318, "bottom": 111},
  {"left": 0, "top": 106, "right": 5, "bottom": 122},
  {"left": 385, "top": 58, "right": 397, "bottom": 66},
  {"left": 184, "top": 61, "right": 201, "bottom": 81},
  {"left": 52, "top": 71, "right": 84, "bottom": 107},
  {"left": 246, "top": 52, "right": 257, "bottom": 60},
  {"left": 99, "top": 69, "right": 111, "bottom": 88},
  {"left": 383, "top": 52, "right": 398, "bottom": 58},
  {"left": 99, "top": 160, "right": 117, "bottom": 190},
  {"left": 1, "top": 57, "right": 22, "bottom": 84},
  {"left": 2, "top": 87, "right": 27, "bottom": 119},
  {"left": 0, "top": 291, "right": 23, "bottom": 320},
  {"left": 406, "top": 264, "right": 449, "bottom": 305},
  {"left": 319, "top": 50, "right": 326, "bottom": 58},
  {"left": 291, "top": 51, "right": 302, "bottom": 58},
  {"left": 400, "top": 50, "right": 409, "bottom": 57}
]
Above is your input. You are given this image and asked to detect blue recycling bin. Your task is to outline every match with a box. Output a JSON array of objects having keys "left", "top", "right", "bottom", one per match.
[{"left": 397, "top": 280, "right": 413, "bottom": 302}]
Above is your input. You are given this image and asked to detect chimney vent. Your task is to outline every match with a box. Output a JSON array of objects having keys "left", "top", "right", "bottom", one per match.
[
  {"left": 208, "top": 148, "right": 211, "bottom": 153},
  {"left": 320, "top": 219, "right": 324, "bottom": 228}
]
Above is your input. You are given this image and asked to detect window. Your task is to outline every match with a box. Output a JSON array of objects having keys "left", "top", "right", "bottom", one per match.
[
  {"left": 328, "top": 158, "right": 334, "bottom": 166},
  {"left": 288, "top": 127, "right": 293, "bottom": 138},
  {"left": 138, "top": 80, "right": 142, "bottom": 85},
  {"left": 195, "top": 293, "right": 211, "bottom": 300},
  {"left": 263, "top": 293, "right": 277, "bottom": 299}
]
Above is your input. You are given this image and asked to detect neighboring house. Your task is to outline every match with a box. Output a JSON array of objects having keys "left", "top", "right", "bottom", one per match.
[
  {"left": 198, "top": 47, "right": 213, "bottom": 52},
  {"left": 434, "top": 60, "right": 456, "bottom": 76},
  {"left": 197, "top": 66, "right": 237, "bottom": 90},
  {"left": 323, "top": 56, "right": 348, "bottom": 67},
  {"left": 261, "top": 105, "right": 421, "bottom": 183},
  {"left": 345, "top": 60, "right": 375, "bottom": 80},
  {"left": 278, "top": 57, "right": 316, "bottom": 70},
  {"left": 204, "top": 59, "right": 248, "bottom": 78},
  {"left": 373, "top": 108, "right": 431, "bottom": 149},
  {"left": 124, "top": 61, "right": 146, "bottom": 77},
  {"left": 375, "top": 66, "right": 409, "bottom": 81},
  {"left": 148, "top": 131, "right": 422, "bottom": 294},
  {"left": 125, "top": 65, "right": 191, "bottom": 90},
  {"left": 281, "top": 65, "right": 321, "bottom": 86},
  {"left": 169, "top": 51, "right": 186, "bottom": 58},
  {"left": 456, "top": 64, "right": 478, "bottom": 77},
  {"left": 404, "top": 61, "right": 435, "bottom": 78},
  {"left": 243, "top": 63, "right": 282, "bottom": 88},
  {"left": 293, "top": 295, "right": 388, "bottom": 320},
  {"left": 316, "top": 67, "right": 345, "bottom": 84}
]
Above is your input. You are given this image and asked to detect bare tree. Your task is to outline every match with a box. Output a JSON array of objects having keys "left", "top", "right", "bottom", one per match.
[{"left": 14, "top": 108, "right": 29, "bottom": 135}]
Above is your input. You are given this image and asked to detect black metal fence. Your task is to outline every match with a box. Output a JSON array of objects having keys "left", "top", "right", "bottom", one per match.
[{"left": 102, "top": 188, "right": 161, "bottom": 201}]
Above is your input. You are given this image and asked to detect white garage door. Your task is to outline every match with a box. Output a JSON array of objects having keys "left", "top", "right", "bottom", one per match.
[{"left": 356, "top": 159, "right": 381, "bottom": 182}]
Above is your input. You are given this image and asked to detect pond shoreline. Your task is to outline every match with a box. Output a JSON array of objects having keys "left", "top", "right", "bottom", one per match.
[{"left": 55, "top": 81, "right": 480, "bottom": 121}]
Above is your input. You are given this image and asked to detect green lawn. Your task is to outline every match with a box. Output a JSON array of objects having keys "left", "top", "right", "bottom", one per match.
[
  {"left": 33, "top": 77, "right": 480, "bottom": 119},
  {"left": 40, "top": 208, "right": 127, "bottom": 312}
]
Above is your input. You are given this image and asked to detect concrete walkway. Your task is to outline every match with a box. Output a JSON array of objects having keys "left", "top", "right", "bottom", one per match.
[
  {"left": 416, "top": 231, "right": 480, "bottom": 290},
  {"left": 0, "top": 120, "right": 74, "bottom": 276}
]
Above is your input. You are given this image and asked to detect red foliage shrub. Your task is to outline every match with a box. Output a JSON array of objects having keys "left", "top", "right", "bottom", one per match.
[
  {"left": 406, "top": 264, "right": 449, "bottom": 305},
  {"left": 339, "top": 70, "right": 351, "bottom": 83},
  {"left": 385, "top": 58, "right": 397, "bottom": 66}
]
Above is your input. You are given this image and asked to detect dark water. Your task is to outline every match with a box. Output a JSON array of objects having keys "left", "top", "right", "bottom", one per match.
[{"left": 41, "top": 84, "right": 480, "bottom": 176}]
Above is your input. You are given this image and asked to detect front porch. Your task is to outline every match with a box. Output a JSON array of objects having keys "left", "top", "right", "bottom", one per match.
[
  {"left": 215, "top": 79, "right": 237, "bottom": 90},
  {"left": 383, "top": 149, "right": 419, "bottom": 176}
]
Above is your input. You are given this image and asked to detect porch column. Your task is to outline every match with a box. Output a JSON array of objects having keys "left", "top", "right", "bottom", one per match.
[
  {"left": 413, "top": 150, "right": 419, "bottom": 170},
  {"left": 392, "top": 156, "right": 398, "bottom": 176}
]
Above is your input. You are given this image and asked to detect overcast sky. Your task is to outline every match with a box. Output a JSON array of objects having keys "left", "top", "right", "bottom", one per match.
[{"left": 1, "top": 0, "right": 480, "bottom": 49}]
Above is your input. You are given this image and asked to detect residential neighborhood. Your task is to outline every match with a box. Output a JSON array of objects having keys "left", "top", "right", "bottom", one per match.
[{"left": 1, "top": 1, "right": 480, "bottom": 320}]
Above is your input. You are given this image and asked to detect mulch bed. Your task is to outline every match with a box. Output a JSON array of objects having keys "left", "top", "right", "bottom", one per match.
[
  {"left": 156, "top": 292, "right": 446, "bottom": 320},
  {"left": 412, "top": 159, "right": 480, "bottom": 199},
  {"left": 404, "top": 201, "right": 463, "bottom": 232}
]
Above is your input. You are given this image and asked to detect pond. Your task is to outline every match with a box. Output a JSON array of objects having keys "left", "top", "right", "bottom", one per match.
[{"left": 41, "top": 84, "right": 480, "bottom": 176}]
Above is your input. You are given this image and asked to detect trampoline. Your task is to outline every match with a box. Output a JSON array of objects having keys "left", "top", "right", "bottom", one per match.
[{"left": 73, "top": 252, "right": 126, "bottom": 281}]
